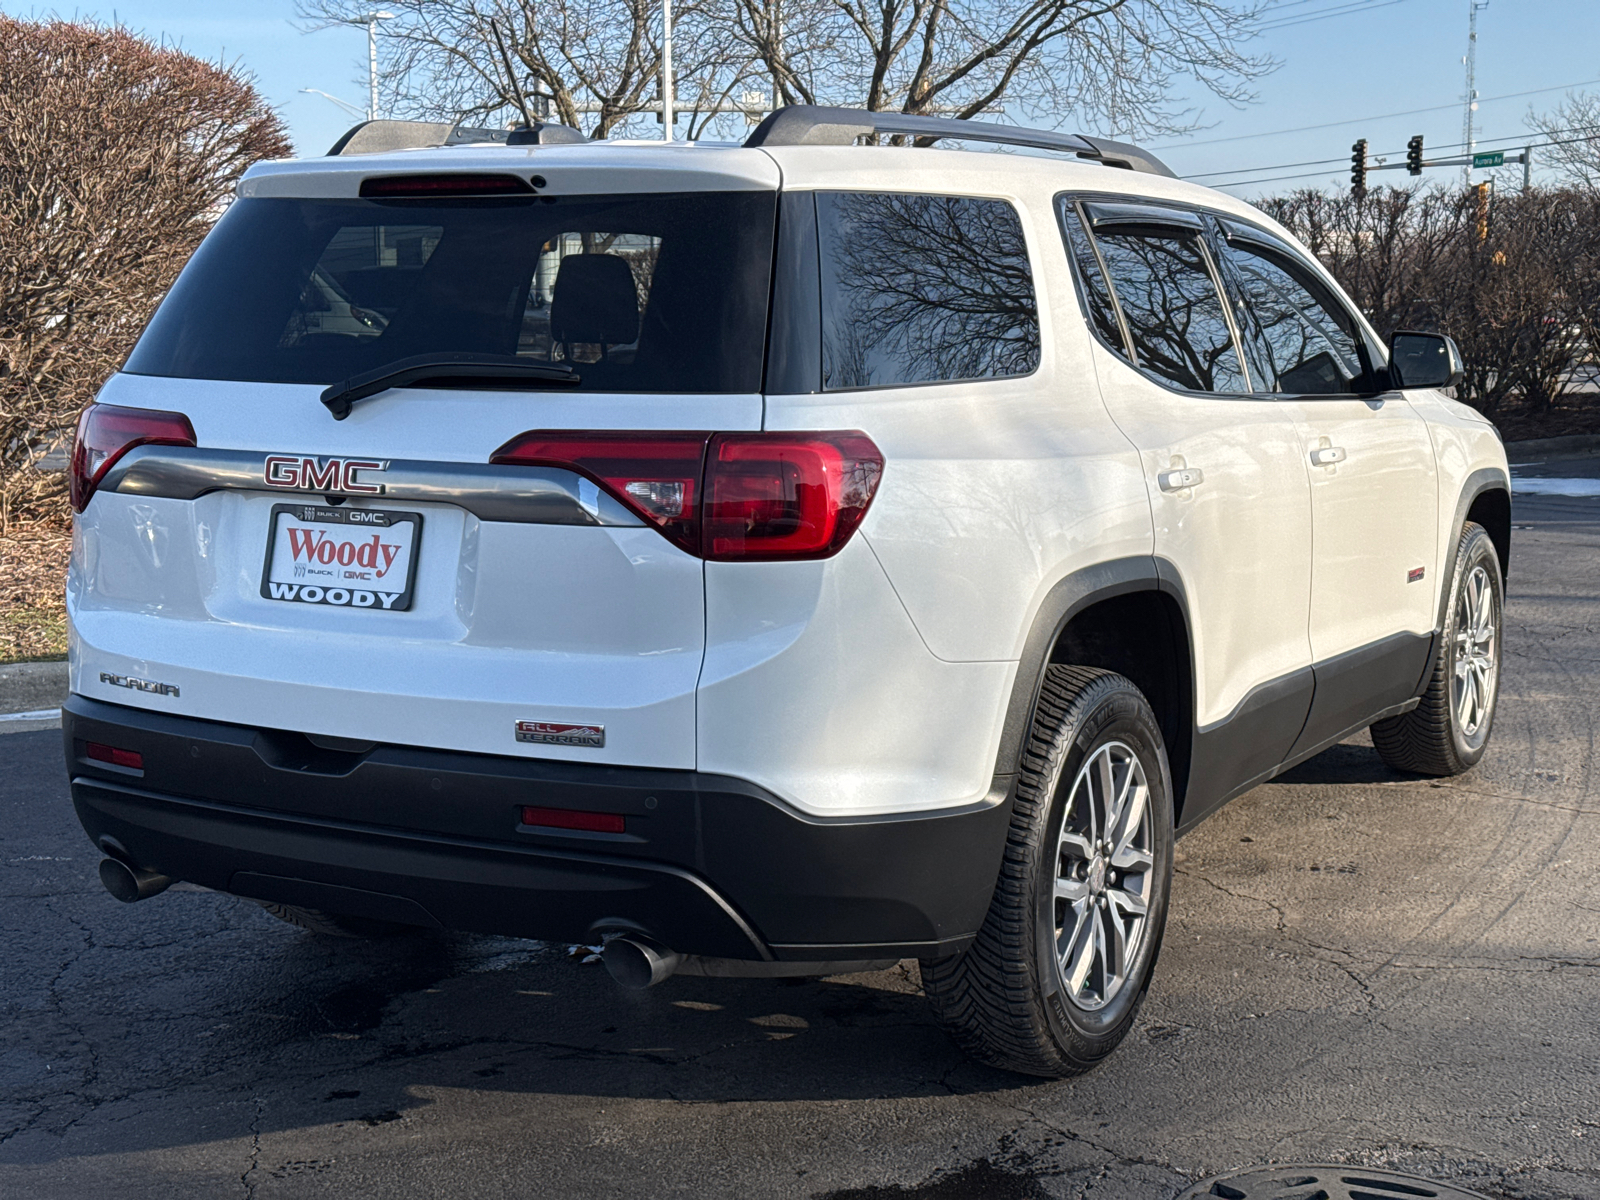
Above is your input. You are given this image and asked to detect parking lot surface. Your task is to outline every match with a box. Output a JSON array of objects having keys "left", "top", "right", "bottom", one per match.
[{"left": 2, "top": 483, "right": 1597, "bottom": 1199}]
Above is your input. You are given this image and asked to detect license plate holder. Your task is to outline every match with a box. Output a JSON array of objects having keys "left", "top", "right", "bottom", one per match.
[{"left": 260, "top": 503, "right": 423, "bottom": 612}]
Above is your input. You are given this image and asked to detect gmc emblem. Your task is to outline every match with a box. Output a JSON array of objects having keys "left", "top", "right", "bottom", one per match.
[{"left": 264, "top": 455, "right": 387, "bottom": 495}]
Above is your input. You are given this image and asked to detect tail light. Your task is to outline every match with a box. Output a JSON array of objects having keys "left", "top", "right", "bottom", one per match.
[
  {"left": 489, "top": 430, "right": 884, "bottom": 561},
  {"left": 490, "top": 432, "right": 710, "bottom": 554},
  {"left": 70, "top": 404, "right": 197, "bottom": 513}
]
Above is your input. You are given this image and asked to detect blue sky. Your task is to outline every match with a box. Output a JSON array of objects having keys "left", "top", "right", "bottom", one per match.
[{"left": 5, "top": 0, "right": 1597, "bottom": 196}]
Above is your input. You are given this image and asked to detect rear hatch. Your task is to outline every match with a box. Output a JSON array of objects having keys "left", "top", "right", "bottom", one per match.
[{"left": 69, "top": 149, "right": 780, "bottom": 768}]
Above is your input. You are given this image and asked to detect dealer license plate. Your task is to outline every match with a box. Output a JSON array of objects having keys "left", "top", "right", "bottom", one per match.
[{"left": 260, "top": 503, "right": 422, "bottom": 612}]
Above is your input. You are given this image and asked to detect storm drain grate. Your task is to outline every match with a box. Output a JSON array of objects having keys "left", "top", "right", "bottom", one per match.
[{"left": 1178, "top": 1165, "right": 1493, "bottom": 1200}]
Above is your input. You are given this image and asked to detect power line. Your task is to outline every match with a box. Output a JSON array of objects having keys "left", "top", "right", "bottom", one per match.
[
  {"left": 1201, "top": 130, "right": 1600, "bottom": 190},
  {"left": 1184, "top": 124, "right": 1600, "bottom": 183},
  {"left": 1185, "top": 154, "right": 1349, "bottom": 179},
  {"left": 1262, "top": 0, "right": 1349, "bottom": 14},
  {"left": 1151, "top": 76, "right": 1600, "bottom": 151},
  {"left": 1259, "top": 0, "right": 1413, "bottom": 32},
  {"left": 1209, "top": 167, "right": 1352, "bottom": 188}
]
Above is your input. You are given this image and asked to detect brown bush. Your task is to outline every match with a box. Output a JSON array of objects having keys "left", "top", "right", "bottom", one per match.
[
  {"left": 0, "top": 17, "right": 289, "bottom": 527},
  {"left": 1259, "top": 184, "right": 1600, "bottom": 423}
]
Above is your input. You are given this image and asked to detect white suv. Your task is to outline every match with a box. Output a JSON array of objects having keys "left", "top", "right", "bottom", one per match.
[{"left": 63, "top": 106, "right": 1510, "bottom": 1077}]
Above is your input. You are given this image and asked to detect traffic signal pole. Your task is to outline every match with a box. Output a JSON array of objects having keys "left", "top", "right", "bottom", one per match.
[{"left": 1353, "top": 132, "right": 1534, "bottom": 193}]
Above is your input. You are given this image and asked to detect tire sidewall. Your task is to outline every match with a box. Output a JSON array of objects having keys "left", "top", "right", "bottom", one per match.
[
  {"left": 1030, "top": 682, "right": 1175, "bottom": 1058},
  {"left": 1446, "top": 527, "right": 1503, "bottom": 766}
]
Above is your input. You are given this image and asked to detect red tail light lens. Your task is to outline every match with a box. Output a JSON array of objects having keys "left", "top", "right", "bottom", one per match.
[
  {"left": 703, "top": 433, "right": 883, "bottom": 560},
  {"left": 490, "top": 432, "right": 711, "bottom": 554},
  {"left": 489, "top": 430, "right": 884, "bottom": 561},
  {"left": 70, "top": 404, "right": 197, "bottom": 513}
]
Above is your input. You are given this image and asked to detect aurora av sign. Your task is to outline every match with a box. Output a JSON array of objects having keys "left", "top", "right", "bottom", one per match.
[{"left": 1472, "top": 151, "right": 1505, "bottom": 169}]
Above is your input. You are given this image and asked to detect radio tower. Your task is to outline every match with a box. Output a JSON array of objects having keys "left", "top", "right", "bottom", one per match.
[{"left": 1462, "top": 0, "right": 1490, "bottom": 183}]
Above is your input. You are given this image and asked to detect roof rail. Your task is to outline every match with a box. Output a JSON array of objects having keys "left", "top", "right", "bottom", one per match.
[
  {"left": 327, "top": 118, "right": 587, "bottom": 156},
  {"left": 742, "top": 105, "right": 1174, "bottom": 178}
]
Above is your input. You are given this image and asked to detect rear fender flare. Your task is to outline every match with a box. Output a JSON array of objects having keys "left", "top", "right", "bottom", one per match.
[{"left": 992, "top": 557, "right": 1193, "bottom": 789}]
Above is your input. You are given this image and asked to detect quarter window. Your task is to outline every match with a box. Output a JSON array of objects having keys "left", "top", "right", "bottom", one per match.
[
  {"left": 1090, "top": 227, "right": 1247, "bottom": 394},
  {"left": 1219, "top": 238, "right": 1365, "bottom": 395},
  {"left": 1058, "top": 203, "right": 1125, "bottom": 354},
  {"left": 817, "top": 191, "right": 1040, "bottom": 390}
]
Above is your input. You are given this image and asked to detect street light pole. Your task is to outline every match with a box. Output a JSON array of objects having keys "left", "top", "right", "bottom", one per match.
[
  {"left": 368, "top": 18, "right": 379, "bottom": 120},
  {"left": 662, "top": 0, "right": 674, "bottom": 141},
  {"left": 350, "top": 10, "right": 395, "bottom": 122}
]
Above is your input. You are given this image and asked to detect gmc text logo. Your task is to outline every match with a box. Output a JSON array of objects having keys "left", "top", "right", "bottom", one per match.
[{"left": 264, "top": 455, "right": 387, "bottom": 494}]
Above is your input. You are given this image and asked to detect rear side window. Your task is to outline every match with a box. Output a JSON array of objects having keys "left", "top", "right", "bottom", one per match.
[
  {"left": 817, "top": 191, "right": 1040, "bottom": 390},
  {"left": 125, "top": 191, "right": 777, "bottom": 394},
  {"left": 1218, "top": 238, "right": 1366, "bottom": 395},
  {"left": 1089, "top": 227, "right": 1247, "bottom": 394}
]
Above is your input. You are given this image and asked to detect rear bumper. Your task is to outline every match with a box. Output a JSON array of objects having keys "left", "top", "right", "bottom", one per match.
[{"left": 63, "top": 696, "right": 1011, "bottom": 961}]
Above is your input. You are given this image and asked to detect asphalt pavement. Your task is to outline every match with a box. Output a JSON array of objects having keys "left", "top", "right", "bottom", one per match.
[{"left": 1, "top": 476, "right": 1597, "bottom": 1199}]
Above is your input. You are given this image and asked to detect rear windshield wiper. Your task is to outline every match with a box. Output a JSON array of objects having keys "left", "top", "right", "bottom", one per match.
[{"left": 321, "top": 353, "right": 581, "bottom": 420}]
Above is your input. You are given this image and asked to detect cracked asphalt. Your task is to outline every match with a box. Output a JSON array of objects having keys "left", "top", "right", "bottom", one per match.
[{"left": 2, "top": 485, "right": 1598, "bottom": 1199}]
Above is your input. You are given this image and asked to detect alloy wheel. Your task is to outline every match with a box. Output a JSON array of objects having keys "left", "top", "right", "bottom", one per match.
[
  {"left": 1452, "top": 563, "right": 1498, "bottom": 738},
  {"left": 1052, "top": 740, "right": 1155, "bottom": 1011}
]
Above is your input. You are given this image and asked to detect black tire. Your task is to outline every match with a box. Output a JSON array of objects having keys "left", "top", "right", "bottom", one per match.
[
  {"left": 923, "top": 666, "right": 1175, "bottom": 1077},
  {"left": 254, "top": 901, "right": 412, "bottom": 939},
  {"left": 1371, "top": 521, "right": 1503, "bottom": 776}
]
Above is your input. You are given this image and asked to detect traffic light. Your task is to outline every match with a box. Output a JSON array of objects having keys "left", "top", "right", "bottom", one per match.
[
  {"left": 1473, "top": 181, "right": 1492, "bottom": 242},
  {"left": 1406, "top": 135, "right": 1424, "bottom": 176},
  {"left": 1351, "top": 139, "right": 1368, "bottom": 199}
]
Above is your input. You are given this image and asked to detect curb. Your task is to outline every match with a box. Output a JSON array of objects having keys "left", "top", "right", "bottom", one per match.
[
  {"left": 1505, "top": 433, "right": 1600, "bottom": 464},
  {"left": 0, "top": 660, "right": 68, "bottom": 715}
]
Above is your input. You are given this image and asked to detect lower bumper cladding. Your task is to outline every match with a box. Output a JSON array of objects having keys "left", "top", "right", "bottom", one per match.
[{"left": 63, "top": 696, "right": 1012, "bottom": 962}]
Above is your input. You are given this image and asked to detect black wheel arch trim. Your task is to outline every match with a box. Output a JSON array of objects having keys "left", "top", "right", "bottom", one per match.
[
  {"left": 1416, "top": 466, "right": 1510, "bottom": 695},
  {"left": 1446, "top": 467, "right": 1512, "bottom": 606},
  {"left": 993, "top": 555, "right": 1193, "bottom": 784}
]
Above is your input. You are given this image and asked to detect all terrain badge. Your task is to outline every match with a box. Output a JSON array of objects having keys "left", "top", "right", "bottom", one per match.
[{"left": 515, "top": 720, "right": 605, "bottom": 748}]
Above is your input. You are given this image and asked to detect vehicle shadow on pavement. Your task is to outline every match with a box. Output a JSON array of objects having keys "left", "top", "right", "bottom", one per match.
[{"left": 1270, "top": 736, "right": 1415, "bottom": 787}]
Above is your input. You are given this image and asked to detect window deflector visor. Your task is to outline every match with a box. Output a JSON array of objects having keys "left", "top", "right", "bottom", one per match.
[{"left": 1084, "top": 202, "right": 1205, "bottom": 232}]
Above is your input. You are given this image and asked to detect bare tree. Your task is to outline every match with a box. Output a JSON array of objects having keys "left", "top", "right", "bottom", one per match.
[
  {"left": 1528, "top": 91, "right": 1600, "bottom": 192},
  {"left": 743, "top": 0, "right": 1273, "bottom": 136},
  {"left": 307, "top": 0, "right": 1271, "bottom": 142},
  {"left": 0, "top": 18, "right": 290, "bottom": 525},
  {"left": 300, "top": 0, "right": 759, "bottom": 139},
  {"left": 1261, "top": 184, "right": 1600, "bottom": 421}
]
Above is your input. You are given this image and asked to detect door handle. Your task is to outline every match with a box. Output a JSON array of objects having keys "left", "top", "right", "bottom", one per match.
[
  {"left": 1310, "top": 446, "right": 1347, "bottom": 466},
  {"left": 1157, "top": 467, "right": 1204, "bottom": 492}
]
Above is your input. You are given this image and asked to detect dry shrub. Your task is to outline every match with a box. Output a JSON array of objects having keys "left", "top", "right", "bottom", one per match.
[
  {"left": 0, "top": 17, "right": 290, "bottom": 526},
  {"left": 0, "top": 514, "right": 71, "bottom": 661},
  {"left": 1259, "top": 184, "right": 1600, "bottom": 423}
]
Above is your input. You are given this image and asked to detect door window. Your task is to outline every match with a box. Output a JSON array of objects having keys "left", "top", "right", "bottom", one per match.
[
  {"left": 817, "top": 191, "right": 1040, "bottom": 390},
  {"left": 1058, "top": 203, "right": 1126, "bottom": 353},
  {"left": 1087, "top": 226, "right": 1248, "bottom": 394},
  {"left": 1218, "top": 235, "right": 1368, "bottom": 395}
]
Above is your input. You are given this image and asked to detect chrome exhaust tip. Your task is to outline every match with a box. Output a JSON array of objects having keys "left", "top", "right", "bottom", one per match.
[
  {"left": 602, "top": 937, "right": 682, "bottom": 989},
  {"left": 98, "top": 857, "right": 173, "bottom": 903}
]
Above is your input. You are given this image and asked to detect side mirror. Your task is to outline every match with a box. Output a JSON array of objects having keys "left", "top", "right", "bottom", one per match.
[{"left": 1389, "top": 330, "right": 1464, "bottom": 389}]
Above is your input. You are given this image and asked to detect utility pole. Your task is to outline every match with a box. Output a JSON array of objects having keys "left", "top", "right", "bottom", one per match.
[
  {"left": 662, "top": 0, "right": 674, "bottom": 141},
  {"left": 335, "top": 11, "right": 394, "bottom": 122},
  {"left": 1462, "top": 0, "right": 1490, "bottom": 183}
]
